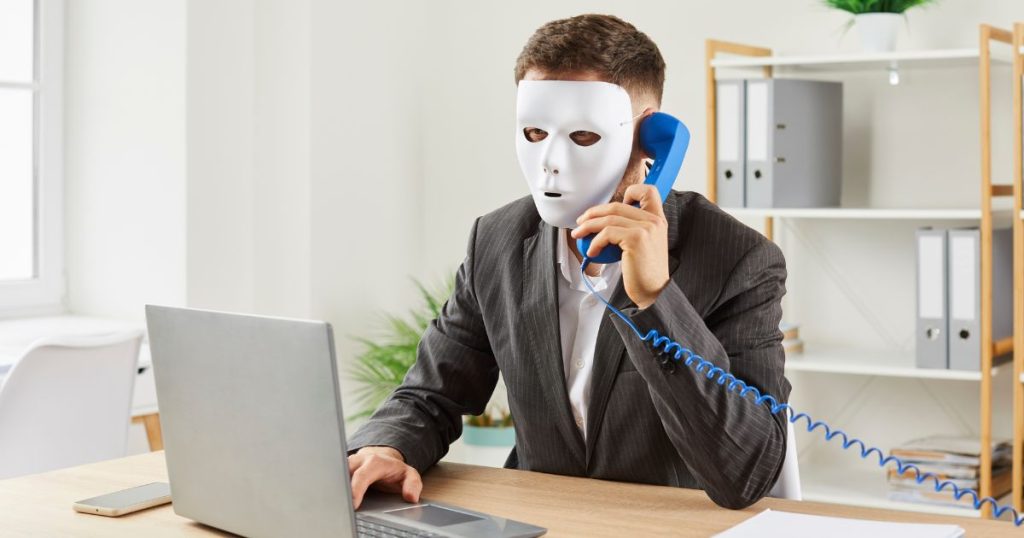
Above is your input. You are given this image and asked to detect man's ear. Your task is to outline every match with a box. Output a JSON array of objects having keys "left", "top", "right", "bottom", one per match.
[{"left": 636, "top": 106, "right": 659, "bottom": 160}]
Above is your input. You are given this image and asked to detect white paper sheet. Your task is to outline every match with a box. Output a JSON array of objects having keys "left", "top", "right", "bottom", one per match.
[{"left": 714, "top": 509, "right": 964, "bottom": 538}]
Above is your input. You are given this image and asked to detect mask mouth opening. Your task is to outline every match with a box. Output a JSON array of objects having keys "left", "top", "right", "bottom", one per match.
[{"left": 543, "top": 192, "right": 562, "bottom": 198}]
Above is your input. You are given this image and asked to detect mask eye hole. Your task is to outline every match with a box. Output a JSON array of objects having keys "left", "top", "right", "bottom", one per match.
[
  {"left": 569, "top": 130, "right": 601, "bottom": 147},
  {"left": 523, "top": 127, "right": 548, "bottom": 143}
]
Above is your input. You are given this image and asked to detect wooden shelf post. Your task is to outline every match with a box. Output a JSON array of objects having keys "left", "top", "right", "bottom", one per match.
[
  {"left": 1011, "top": 21, "right": 1024, "bottom": 514},
  {"left": 979, "top": 23, "right": 1016, "bottom": 518}
]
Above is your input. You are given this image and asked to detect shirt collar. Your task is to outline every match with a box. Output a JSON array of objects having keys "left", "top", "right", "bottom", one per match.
[{"left": 555, "top": 229, "right": 618, "bottom": 293}]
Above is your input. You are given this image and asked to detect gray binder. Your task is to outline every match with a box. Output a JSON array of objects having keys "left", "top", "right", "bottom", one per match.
[
  {"left": 744, "top": 79, "right": 842, "bottom": 208},
  {"left": 916, "top": 228, "right": 948, "bottom": 369},
  {"left": 947, "top": 227, "right": 1013, "bottom": 371},
  {"left": 715, "top": 79, "right": 745, "bottom": 208}
]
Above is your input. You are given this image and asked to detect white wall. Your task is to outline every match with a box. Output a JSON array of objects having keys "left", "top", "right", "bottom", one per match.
[
  {"left": 187, "top": 0, "right": 429, "bottom": 414},
  {"left": 64, "top": 0, "right": 187, "bottom": 320},
  {"left": 66, "top": 0, "right": 320, "bottom": 321},
  {"left": 309, "top": 0, "right": 427, "bottom": 414},
  {"left": 64, "top": 0, "right": 427, "bottom": 418},
  {"left": 185, "top": 0, "right": 256, "bottom": 314},
  {"left": 252, "top": 0, "right": 312, "bottom": 317},
  {"left": 185, "top": 0, "right": 314, "bottom": 318}
]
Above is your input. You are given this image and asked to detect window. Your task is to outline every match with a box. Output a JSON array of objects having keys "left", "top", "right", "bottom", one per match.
[{"left": 0, "top": 0, "right": 63, "bottom": 315}]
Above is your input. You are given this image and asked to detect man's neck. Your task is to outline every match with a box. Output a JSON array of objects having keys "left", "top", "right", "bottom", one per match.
[{"left": 565, "top": 229, "right": 603, "bottom": 277}]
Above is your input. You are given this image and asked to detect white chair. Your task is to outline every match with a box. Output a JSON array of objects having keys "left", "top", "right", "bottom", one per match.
[
  {"left": 0, "top": 331, "right": 143, "bottom": 479},
  {"left": 769, "top": 419, "right": 803, "bottom": 500}
]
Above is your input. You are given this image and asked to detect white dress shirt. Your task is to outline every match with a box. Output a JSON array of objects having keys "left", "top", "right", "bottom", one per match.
[{"left": 555, "top": 229, "right": 622, "bottom": 440}]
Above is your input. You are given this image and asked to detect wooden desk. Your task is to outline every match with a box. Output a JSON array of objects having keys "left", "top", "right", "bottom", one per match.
[{"left": 0, "top": 451, "right": 1014, "bottom": 537}]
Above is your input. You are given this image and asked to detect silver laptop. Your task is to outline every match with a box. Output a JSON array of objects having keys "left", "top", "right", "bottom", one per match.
[{"left": 146, "top": 305, "right": 546, "bottom": 538}]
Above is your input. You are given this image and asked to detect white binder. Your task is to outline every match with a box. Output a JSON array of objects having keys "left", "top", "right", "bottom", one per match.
[
  {"left": 915, "top": 228, "right": 948, "bottom": 369},
  {"left": 715, "top": 79, "right": 745, "bottom": 207},
  {"left": 947, "top": 228, "right": 1013, "bottom": 371}
]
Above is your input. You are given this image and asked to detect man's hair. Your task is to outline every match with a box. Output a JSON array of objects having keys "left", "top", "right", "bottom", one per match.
[{"left": 514, "top": 14, "right": 666, "bottom": 106}]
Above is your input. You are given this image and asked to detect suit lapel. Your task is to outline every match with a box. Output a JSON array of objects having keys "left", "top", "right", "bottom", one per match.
[
  {"left": 583, "top": 281, "right": 630, "bottom": 464},
  {"left": 584, "top": 194, "right": 683, "bottom": 464},
  {"left": 519, "top": 223, "right": 586, "bottom": 466}
]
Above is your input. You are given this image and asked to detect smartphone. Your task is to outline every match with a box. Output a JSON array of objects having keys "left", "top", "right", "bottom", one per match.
[{"left": 72, "top": 482, "right": 172, "bottom": 517}]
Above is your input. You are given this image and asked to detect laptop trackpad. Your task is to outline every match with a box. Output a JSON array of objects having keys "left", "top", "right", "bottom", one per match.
[
  {"left": 360, "top": 493, "right": 547, "bottom": 537},
  {"left": 384, "top": 504, "right": 483, "bottom": 527}
]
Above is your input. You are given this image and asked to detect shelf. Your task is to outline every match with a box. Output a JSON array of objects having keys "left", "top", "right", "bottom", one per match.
[
  {"left": 710, "top": 48, "right": 1017, "bottom": 72},
  {"left": 801, "top": 463, "right": 985, "bottom": 518},
  {"left": 724, "top": 207, "right": 1010, "bottom": 220},
  {"left": 785, "top": 344, "right": 998, "bottom": 381}
]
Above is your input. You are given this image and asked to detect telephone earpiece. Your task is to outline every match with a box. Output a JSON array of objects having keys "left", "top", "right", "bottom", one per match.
[{"left": 576, "top": 112, "right": 691, "bottom": 264}]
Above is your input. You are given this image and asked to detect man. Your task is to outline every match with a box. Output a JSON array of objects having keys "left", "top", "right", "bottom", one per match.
[{"left": 347, "top": 14, "right": 790, "bottom": 510}]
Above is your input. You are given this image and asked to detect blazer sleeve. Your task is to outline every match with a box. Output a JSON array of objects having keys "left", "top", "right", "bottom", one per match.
[
  {"left": 609, "top": 239, "right": 790, "bottom": 509},
  {"left": 347, "top": 218, "right": 499, "bottom": 473}
]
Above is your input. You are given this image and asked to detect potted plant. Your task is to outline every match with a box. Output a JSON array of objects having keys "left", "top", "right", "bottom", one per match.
[
  {"left": 348, "top": 274, "right": 516, "bottom": 448},
  {"left": 824, "top": 0, "right": 936, "bottom": 53},
  {"left": 347, "top": 276, "right": 454, "bottom": 421},
  {"left": 464, "top": 404, "right": 515, "bottom": 448}
]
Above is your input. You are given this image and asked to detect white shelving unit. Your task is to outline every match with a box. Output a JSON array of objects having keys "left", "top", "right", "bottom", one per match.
[
  {"left": 705, "top": 31, "right": 1018, "bottom": 518},
  {"left": 800, "top": 462, "right": 988, "bottom": 519},
  {"left": 785, "top": 344, "right": 1002, "bottom": 381},
  {"left": 726, "top": 207, "right": 1009, "bottom": 221},
  {"left": 710, "top": 48, "right": 1018, "bottom": 72}
]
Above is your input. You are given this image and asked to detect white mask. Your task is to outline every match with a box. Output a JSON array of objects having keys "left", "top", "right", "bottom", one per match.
[{"left": 515, "top": 80, "right": 635, "bottom": 229}]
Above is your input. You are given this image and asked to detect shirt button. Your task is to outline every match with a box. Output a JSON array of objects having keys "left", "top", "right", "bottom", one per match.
[
  {"left": 575, "top": 415, "right": 583, "bottom": 427},
  {"left": 575, "top": 359, "right": 585, "bottom": 369}
]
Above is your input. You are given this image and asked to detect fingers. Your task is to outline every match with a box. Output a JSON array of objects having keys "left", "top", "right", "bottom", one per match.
[
  {"left": 576, "top": 184, "right": 665, "bottom": 226},
  {"left": 349, "top": 454, "right": 415, "bottom": 510},
  {"left": 401, "top": 469, "right": 423, "bottom": 503},
  {"left": 350, "top": 458, "right": 382, "bottom": 510},
  {"left": 348, "top": 452, "right": 366, "bottom": 474},
  {"left": 576, "top": 201, "right": 650, "bottom": 225},
  {"left": 570, "top": 215, "right": 647, "bottom": 239},
  {"left": 623, "top": 183, "right": 666, "bottom": 219},
  {"left": 585, "top": 226, "right": 639, "bottom": 258}
]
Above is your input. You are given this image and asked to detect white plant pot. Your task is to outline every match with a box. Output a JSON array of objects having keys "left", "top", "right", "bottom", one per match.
[{"left": 854, "top": 13, "right": 902, "bottom": 53}]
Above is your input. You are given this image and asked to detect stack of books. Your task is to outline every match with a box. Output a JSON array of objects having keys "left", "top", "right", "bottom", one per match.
[{"left": 887, "top": 435, "right": 1011, "bottom": 509}]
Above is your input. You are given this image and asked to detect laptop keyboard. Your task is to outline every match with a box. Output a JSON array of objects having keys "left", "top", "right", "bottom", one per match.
[{"left": 356, "top": 513, "right": 444, "bottom": 538}]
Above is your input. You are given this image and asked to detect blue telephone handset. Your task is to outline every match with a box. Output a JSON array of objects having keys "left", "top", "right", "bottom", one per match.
[{"left": 576, "top": 112, "right": 691, "bottom": 264}]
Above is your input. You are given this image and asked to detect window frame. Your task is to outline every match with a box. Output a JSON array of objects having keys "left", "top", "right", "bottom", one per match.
[{"left": 0, "top": 0, "right": 65, "bottom": 317}]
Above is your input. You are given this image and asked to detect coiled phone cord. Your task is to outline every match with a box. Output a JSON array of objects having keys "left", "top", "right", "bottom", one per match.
[{"left": 579, "top": 259, "right": 1024, "bottom": 526}]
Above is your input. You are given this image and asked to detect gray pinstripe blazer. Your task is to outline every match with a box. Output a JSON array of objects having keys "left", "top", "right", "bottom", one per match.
[{"left": 349, "top": 190, "right": 791, "bottom": 509}]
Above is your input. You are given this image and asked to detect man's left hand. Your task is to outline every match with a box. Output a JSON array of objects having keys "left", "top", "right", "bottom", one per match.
[{"left": 570, "top": 184, "right": 670, "bottom": 309}]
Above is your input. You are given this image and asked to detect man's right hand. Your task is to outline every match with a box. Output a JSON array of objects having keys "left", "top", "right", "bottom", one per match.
[{"left": 347, "top": 446, "right": 422, "bottom": 510}]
